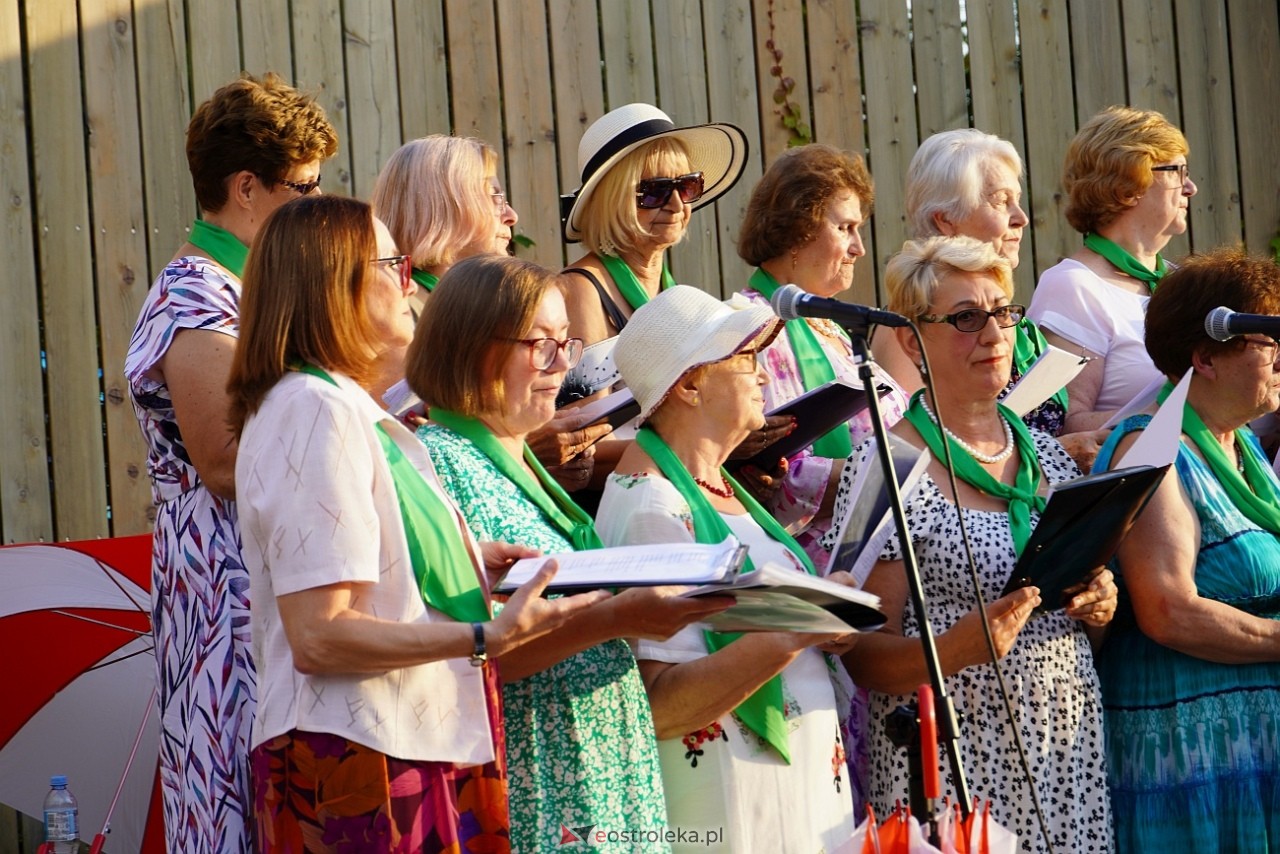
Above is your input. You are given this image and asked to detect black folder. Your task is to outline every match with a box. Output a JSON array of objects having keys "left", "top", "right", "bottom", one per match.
[
  {"left": 733, "top": 380, "right": 889, "bottom": 470},
  {"left": 1002, "top": 464, "right": 1169, "bottom": 613}
]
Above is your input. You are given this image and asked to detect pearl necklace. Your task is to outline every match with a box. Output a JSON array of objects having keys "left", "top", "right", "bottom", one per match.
[{"left": 918, "top": 396, "right": 1015, "bottom": 464}]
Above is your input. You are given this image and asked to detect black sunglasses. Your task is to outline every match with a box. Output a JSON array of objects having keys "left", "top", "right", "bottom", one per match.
[
  {"left": 635, "top": 172, "right": 705, "bottom": 209},
  {"left": 919, "top": 304, "right": 1025, "bottom": 333},
  {"left": 279, "top": 174, "right": 322, "bottom": 195}
]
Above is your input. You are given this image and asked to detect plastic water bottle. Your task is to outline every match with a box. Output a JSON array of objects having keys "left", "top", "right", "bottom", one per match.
[{"left": 43, "top": 775, "right": 79, "bottom": 854}]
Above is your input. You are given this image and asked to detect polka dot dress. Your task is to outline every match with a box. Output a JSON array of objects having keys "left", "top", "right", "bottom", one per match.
[{"left": 832, "top": 431, "right": 1114, "bottom": 853}]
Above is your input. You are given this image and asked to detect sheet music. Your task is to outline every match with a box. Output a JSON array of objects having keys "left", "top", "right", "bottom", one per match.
[
  {"left": 1114, "top": 367, "right": 1190, "bottom": 469},
  {"left": 1002, "top": 345, "right": 1089, "bottom": 417},
  {"left": 825, "top": 433, "right": 931, "bottom": 586},
  {"left": 495, "top": 537, "right": 744, "bottom": 592},
  {"left": 1101, "top": 375, "right": 1168, "bottom": 429}
]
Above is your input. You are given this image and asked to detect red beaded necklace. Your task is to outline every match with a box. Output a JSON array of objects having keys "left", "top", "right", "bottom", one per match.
[{"left": 693, "top": 474, "right": 734, "bottom": 499}]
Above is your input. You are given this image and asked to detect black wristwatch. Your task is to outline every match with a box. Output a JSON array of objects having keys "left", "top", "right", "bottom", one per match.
[{"left": 468, "top": 622, "right": 488, "bottom": 667}]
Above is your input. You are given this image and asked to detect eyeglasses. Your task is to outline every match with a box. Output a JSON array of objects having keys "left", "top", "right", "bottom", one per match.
[
  {"left": 506, "top": 337, "right": 584, "bottom": 370},
  {"left": 1151, "top": 163, "right": 1190, "bottom": 184},
  {"left": 279, "top": 174, "right": 322, "bottom": 195},
  {"left": 1239, "top": 335, "right": 1280, "bottom": 365},
  {"left": 491, "top": 190, "right": 508, "bottom": 212},
  {"left": 919, "top": 304, "right": 1025, "bottom": 333},
  {"left": 636, "top": 172, "right": 705, "bottom": 209},
  {"left": 371, "top": 255, "right": 413, "bottom": 294}
]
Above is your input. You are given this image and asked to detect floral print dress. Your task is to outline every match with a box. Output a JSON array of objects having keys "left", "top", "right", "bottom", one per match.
[
  {"left": 123, "top": 257, "right": 253, "bottom": 852},
  {"left": 596, "top": 472, "right": 857, "bottom": 854},
  {"left": 420, "top": 424, "right": 669, "bottom": 854}
]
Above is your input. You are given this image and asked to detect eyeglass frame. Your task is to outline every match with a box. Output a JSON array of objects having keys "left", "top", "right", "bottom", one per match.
[
  {"left": 490, "top": 190, "right": 509, "bottom": 213},
  {"left": 918, "top": 304, "right": 1026, "bottom": 333},
  {"left": 1151, "top": 163, "right": 1190, "bottom": 184},
  {"left": 279, "top": 174, "right": 323, "bottom": 195},
  {"left": 371, "top": 254, "right": 413, "bottom": 294},
  {"left": 635, "top": 172, "right": 705, "bottom": 209},
  {"left": 1236, "top": 335, "right": 1280, "bottom": 365},
  {"left": 502, "top": 336, "right": 585, "bottom": 370}
]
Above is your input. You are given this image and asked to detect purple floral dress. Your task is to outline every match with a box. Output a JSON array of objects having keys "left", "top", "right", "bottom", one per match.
[{"left": 124, "top": 257, "right": 253, "bottom": 853}]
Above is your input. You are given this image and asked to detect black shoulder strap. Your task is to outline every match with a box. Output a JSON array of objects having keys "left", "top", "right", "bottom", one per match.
[{"left": 564, "top": 267, "right": 629, "bottom": 333}]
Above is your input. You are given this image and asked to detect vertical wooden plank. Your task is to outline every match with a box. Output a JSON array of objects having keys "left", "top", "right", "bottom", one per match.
[
  {"left": 702, "top": 0, "right": 761, "bottom": 296},
  {"left": 1017, "top": 0, "right": 1077, "bottom": 293},
  {"left": 186, "top": 1, "right": 241, "bottom": 104},
  {"left": 133, "top": 0, "right": 193, "bottom": 283},
  {"left": 1121, "top": 0, "right": 1188, "bottom": 260},
  {"left": 0, "top": 803, "right": 18, "bottom": 854},
  {"left": 858, "top": 0, "right": 918, "bottom": 294},
  {"left": 965, "top": 0, "right": 1033, "bottom": 300},
  {"left": 394, "top": 0, "right": 451, "bottom": 140},
  {"left": 444, "top": 0, "right": 502, "bottom": 146},
  {"left": 1067, "top": 0, "right": 1126, "bottom": 121},
  {"left": 26, "top": 0, "right": 110, "bottom": 539},
  {"left": 1174, "top": 0, "right": 1240, "bottom": 252},
  {"left": 239, "top": 0, "right": 293, "bottom": 78},
  {"left": 651, "top": 0, "right": 721, "bottom": 295},
  {"left": 495, "top": 1, "right": 562, "bottom": 270},
  {"left": 752, "top": 0, "right": 806, "bottom": 169},
  {"left": 1121, "top": 0, "right": 1180, "bottom": 118},
  {"left": 599, "top": 0, "right": 656, "bottom": 109},
  {"left": 293, "top": 0, "right": 353, "bottom": 195},
  {"left": 81, "top": 0, "right": 153, "bottom": 535},
  {"left": 806, "top": 0, "right": 877, "bottom": 304},
  {"left": 911, "top": 0, "right": 967, "bottom": 137},
  {"left": 0, "top": 0, "right": 53, "bottom": 542},
  {"left": 1226, "top": 0, "right": 1280, "bottom": 254},
  {"left": 342, "top": 0, "right": 402, "bottom": 200},
  {"left": 548, "top": 0, "right": 605, "bottom": 190}
]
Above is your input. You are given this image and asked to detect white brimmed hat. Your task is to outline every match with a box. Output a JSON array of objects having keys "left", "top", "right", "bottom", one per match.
[
  {"left": 561, "top": 103, "right": 749, "bottom": 243},
  {"left": 615, "top": 285, "right": 782, "bottom": 420}
]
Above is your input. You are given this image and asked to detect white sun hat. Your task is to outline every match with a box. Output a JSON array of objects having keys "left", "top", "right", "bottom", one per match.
[
  {"left": 560, "top": 103, "right": 749, "bottom": 243},
  {"left": 614, "top": 285, "right": 782, "bottom": 420}
]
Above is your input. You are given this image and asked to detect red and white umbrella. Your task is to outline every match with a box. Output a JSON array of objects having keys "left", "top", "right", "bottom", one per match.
[{"left": 0, "top": 536, "right": 163, "bottom": 853}]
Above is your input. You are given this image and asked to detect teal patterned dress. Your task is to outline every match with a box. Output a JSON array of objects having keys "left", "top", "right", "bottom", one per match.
[
  {"left": 1096, "top": 415, "right": 1280, "bottom": 852},
  {"left": 419, "top": 424, "right": 670, "bottom": 854}
]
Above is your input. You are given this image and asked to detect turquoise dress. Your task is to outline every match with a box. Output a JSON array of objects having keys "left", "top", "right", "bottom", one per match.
[
  {"left": 419, "top": 424, "right": 670, "bottom": 854},
  {"left": 1096, "top": 415, "right": 1280, "bottom": 852}
]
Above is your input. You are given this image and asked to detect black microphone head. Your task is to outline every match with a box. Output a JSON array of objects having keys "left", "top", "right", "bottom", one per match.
[
  {"left": 770, "top": 283, "right": 805, "bottom": 321},
  {"left": 1204, "top": 306, "right": 1235, "bottom": 342}
]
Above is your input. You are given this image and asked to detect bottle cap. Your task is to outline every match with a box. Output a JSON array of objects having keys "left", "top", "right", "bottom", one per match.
[{"left": 50, "top": 775, "right": 67, "bottom": 787}]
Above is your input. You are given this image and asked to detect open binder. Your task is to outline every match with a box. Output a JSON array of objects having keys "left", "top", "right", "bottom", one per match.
[
  {"left": 1001, "top": 463, "right": 1167, "bottom": 612},
  {"left": 1001, "top": 368, "right": 1191, "bottom": 613},
  {"left": 733, "top": 379, "right": 892, "bottom": 470},
  {"left": 495, "top": 536, "right": 886, "bottom": 633}
]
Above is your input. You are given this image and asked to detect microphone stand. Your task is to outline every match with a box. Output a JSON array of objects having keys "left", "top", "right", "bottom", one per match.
[{"left": 841, "top": 320, "right": 973, "bottom": 829}]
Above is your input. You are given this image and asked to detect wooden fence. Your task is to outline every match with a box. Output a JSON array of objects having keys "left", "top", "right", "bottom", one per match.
[{"left": 1, "top": 0, "right": 1278, "bottom": 548}]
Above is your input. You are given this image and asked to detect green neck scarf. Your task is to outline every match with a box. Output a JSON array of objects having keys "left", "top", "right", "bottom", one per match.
[
  {"left": 599, "top": 253, "right": 675, "bottom": 311},
  {"left": 431, "top": 408, "right": 603, "bottom": 551},
  {"left": 411, "top": 267, "right": 439, "bottom": 293},
  {"left": 1084, "top": 232, "right": 1166, "bottom": 293},
  {"left": 903, "top": 391, "right": 1047, "bottom": 556},
  {"left": 188, "top": 219, "right": 249, "bottom": 279},
  {"left": 748, "top": 268, "right": 852, "bottom": 459},
  {"left": 1011, "top": 318, "right": 1070, "bottom": 415},
  {"left": 297, "top": 365, "right": 489, "bottom": 622},
  {"left": 635, "top": 426, "right": 815, "bottom": 762},
  {"left": 1157, "top": 381, "right": 1280, "bottom": 534}
]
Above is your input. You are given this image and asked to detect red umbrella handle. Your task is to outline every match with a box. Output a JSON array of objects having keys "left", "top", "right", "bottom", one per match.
[{"left": 918, "top": 684, "right": 940, "bottom": 800}]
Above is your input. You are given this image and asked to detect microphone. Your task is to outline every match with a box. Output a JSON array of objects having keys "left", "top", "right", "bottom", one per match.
[
  {"left": 770, "top": 283, "right": 910, "bottom": 329},
  {"left": 1204, "top": 306, "right": 1280, "bottom": 342}
]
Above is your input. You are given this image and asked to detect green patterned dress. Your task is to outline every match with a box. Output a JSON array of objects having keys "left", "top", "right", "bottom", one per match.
[{"left": 420, "top": 423, "right": 670, "bottom": 854}]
